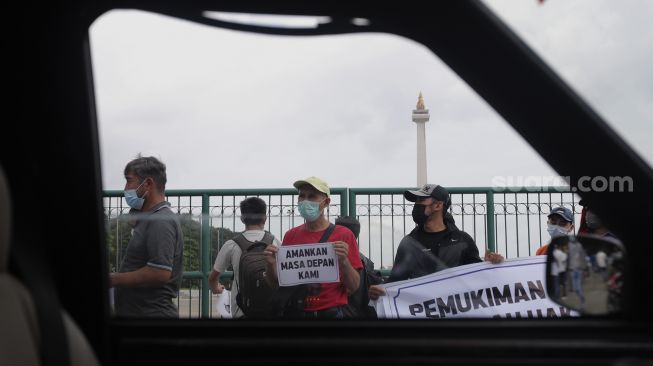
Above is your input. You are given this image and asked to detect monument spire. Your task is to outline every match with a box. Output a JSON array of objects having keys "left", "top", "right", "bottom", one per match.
[
  {"left": 416, "top": 91, "right": 426, "bottom": 110},
  {"left": 411, "top": 92, "right": 430, "bottom": 187}
]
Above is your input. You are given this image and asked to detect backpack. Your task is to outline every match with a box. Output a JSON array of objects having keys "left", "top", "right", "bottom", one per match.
[
  {"left": 234, "top": 231, "right": 276, "bottom": 318},
  {"left": 344, "top": 253, "right": 383, "bottom": 318}
]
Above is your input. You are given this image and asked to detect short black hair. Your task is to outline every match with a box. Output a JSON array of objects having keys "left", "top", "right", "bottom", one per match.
[
  {"left": 240, "top": 197, "right": 267, "bottom": 226},
  {"left": 335, "top": 215, "right": 360, "bottom": 238}
]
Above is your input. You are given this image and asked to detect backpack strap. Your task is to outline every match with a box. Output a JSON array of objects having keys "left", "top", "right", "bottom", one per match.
[
  {"left": 319, "top": 223, "right": 336, "bottom": 243},
  {"left": 232, "top": 233, "right": 254, "bottom": 252},
  {"left": 234, "top": 231, "right": 275, "bottom": 252},
  {"left": 259, "top": 231, "right": 275, "bottom": 246}
]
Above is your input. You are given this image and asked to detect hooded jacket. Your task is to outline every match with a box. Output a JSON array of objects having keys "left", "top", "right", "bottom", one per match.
[{"left": 388, "top": 223, "right": 482, "bottom": 283}]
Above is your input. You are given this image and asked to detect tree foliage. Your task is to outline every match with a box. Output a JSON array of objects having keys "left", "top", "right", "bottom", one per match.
[{"left": 105, "top": 212, "right": 236, "bottom": 275}]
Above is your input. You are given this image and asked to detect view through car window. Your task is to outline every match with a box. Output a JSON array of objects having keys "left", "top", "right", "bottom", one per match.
[{"left": 90, "top": 5, "right": 630, "bottom": 320}]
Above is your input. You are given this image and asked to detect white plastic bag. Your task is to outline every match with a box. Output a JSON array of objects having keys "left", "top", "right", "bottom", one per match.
[{"left": 214, "top": 289, "right": 232, "bottom": 319}]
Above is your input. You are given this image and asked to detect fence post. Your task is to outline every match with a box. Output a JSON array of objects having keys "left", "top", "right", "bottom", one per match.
[
  {"left": 348, "top": 189, "right": 357, "bottom": 218},
  {"left": 486, "top": 189, "right": 496, "bottom": 253},
  {"left": 201, "top": 194, "right": 210, "bottom": 318},
  {"left": 340, "top": 188, "right": 349, "bottom": 218}
]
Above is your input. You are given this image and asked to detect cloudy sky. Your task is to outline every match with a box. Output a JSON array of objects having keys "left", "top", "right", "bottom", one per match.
[{"left": 90, "top": 0, "right": 652, "bottom": 191}]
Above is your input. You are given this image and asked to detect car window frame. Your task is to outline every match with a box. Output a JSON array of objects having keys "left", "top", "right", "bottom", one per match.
[{"left": 11, "top": 0, "right": 653, "bottom": 364}]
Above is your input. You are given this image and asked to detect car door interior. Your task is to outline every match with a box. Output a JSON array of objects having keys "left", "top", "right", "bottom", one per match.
[{"left": 6, "top": 1, "right": 653, "bottom": 365}]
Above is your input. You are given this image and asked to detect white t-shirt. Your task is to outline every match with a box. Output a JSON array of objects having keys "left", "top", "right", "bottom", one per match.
[
  {"left": 213, "top": 230, "right": 280, "bottom": 318},
  {"left": 551, "top": 248, "right": 568, "bottom": 276}
]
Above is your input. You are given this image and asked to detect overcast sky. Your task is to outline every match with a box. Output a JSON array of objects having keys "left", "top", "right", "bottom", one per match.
[{"left": 90, "top": 0, "right": 652, "bottom": 191}]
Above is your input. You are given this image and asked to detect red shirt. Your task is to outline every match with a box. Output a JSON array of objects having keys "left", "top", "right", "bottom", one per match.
[{"left": 282, "top": 224, "right": 363, "bottom": 311}]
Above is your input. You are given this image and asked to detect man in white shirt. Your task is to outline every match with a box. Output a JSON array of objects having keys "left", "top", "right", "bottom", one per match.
[{"left": 208, "top": 197, "right": 280, "bottom": 318}]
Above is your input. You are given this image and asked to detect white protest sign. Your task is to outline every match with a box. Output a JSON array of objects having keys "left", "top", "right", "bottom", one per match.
[
  {"left": 373, "top": 256, "right": 578, "bottom": 319},
  {"left": 276, "top": 243, "right": 340, "bottom": 286}
]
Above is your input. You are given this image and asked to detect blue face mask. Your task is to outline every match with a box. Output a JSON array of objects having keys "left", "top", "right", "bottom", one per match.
[
  {"left": 124, "top": 180, "right": 147, "bottom": 210},
  {"left": 298, "top": 200, "right": 323, "bottom": 222}
]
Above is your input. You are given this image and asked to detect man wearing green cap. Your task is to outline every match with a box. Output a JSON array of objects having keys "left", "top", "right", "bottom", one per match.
[{"left": 264, "top": 176, "right": 363, "bottom": 319}]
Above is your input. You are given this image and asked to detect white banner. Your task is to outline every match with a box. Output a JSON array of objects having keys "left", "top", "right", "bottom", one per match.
[
  {"left": 373, "top": 256, "right": 578, "bottom": 319},
  {"left": 276, "top": 243, "right": 340, "bottom": 286}
]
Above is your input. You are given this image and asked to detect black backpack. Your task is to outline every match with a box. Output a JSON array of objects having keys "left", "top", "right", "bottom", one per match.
[
  {"left": 234, "top": 231, "right": 276, "bottom": 318},
  {"left": 344, "top": 253, "right": 383, "bottom": 318}
]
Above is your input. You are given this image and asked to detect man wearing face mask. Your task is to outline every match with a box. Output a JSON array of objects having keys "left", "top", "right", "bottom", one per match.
[
  {"left": 578, "top": 200, "right": 618, "bottom": 239},
  {"left": 535, "top": 206, "right": 574, "bottom": 256},
  {"left": 264, "top": 176, "right": 363, "bottom": 319},
  {"left": 369, "top": 184, "right": 504, "bottom": 300},
  {"left": 110, "top": 155, "right": 184, "bottom": 318}
]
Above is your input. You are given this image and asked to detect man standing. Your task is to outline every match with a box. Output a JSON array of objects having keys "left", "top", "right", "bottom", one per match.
[
  {"left": 264, "top": 177, "right": 363, "bottom": 319},
  {"left": 110, "top": 155, "right": 184, "bottom": 318},
  {"left": 369, "top": 184, "right": 503, "bottom": 299},
  {"left": 208, "top": 197, "right": 281, "bottom": 319}
]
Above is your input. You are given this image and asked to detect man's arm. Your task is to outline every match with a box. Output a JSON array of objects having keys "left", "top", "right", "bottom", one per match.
[
  {"left": 208, "top": 270, "right": 224, "bottom": 294},
  {"left": 262, "top": 237, "right": 282, "bottom": 287},
  {"left": 460, "top": 232, "right": 504, "bottom": 264},
  {"left": 333, "top": 241, "right": 360, "bottom": 294},
  {"left": 387, "top": 238, "right": 411, "bottom": 282},
  {"left": 371, "top": 240, "right": 412, "bottom": 300},
  {"left": 211, "top": 241, "right": 235, "bottom": 293},
  {"left": 263, "top": 244, "right": 279, "bottom": 287},
  {"left": 110, "top": 266, "right": 171, "bottom": 288},
  {"left": 461, "top": 233, "right": 483, "bottom": 264}
]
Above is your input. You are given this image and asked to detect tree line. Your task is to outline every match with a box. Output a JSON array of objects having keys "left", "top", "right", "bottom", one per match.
[{"left": 105, "top": 213, "right": 236, "bottom": 288}]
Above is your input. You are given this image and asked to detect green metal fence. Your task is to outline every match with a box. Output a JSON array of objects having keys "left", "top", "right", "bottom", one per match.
[
  {"left": 348, "top": 187, "right": 582, "bottom": 270},
  {"left": 104, "top": 186, "right": 581, "bottom": 318},
  {"left": 104, "top": 188, "right": 349, "bottom": 318}
]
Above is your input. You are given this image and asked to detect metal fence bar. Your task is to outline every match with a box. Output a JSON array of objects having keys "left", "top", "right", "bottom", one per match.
[
  {"left": 515, "top": 193, "right": 520, "bottom": 255},
  {"left": 340, "top": 188, "right": 349, "bottom": 218},
  {"left": 526, "top": 193, "right": 532, "bottom": 254},
  {"left": 201, "top": 194, "right": 210, "bottom": 318},
  {"left": 104, "top": 186, "right": 574, "bottom": 317},
  {"left": 486, "top": 189, "right": 496, "bottom": 253},
  {"left": 391, "top": 194, "right": 395, "bottom": 264}
]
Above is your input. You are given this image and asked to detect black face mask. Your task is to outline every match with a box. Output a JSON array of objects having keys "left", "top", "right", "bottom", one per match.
[{"left": 412, "top": 204, "right": 429, "bottom": 225}]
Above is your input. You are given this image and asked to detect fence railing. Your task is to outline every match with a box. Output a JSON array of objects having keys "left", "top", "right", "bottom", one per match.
[{"left": 104, "top": 186, "right": 581, "bottom": 318}]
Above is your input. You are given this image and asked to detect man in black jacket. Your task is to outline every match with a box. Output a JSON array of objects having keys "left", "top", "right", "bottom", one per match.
[{"left": 369, "top": 184, "right": 504, "bottom": 300}]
